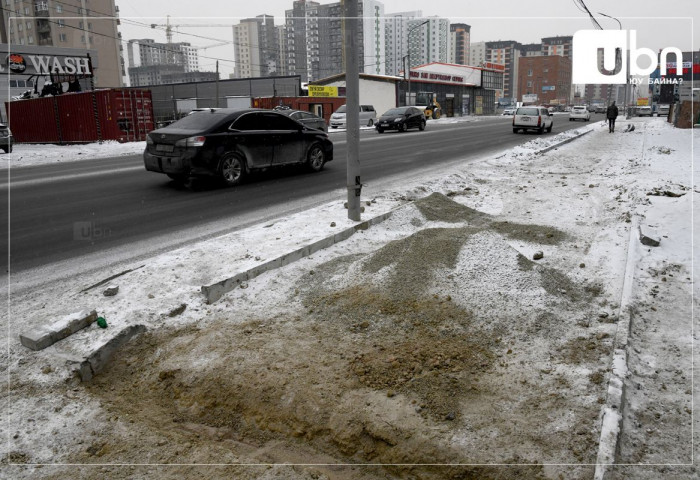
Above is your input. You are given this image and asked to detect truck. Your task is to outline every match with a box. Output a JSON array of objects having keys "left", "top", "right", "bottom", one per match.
[{"left": 415, "top": 91, "right": 441, "bottom": 120}]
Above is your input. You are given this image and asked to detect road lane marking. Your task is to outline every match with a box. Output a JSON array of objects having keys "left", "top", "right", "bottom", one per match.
[{"left": 0, "top": 166, "right": 144, "bottom": 189}]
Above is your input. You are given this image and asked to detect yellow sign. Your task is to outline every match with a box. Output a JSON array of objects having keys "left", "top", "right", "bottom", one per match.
[
  {"left": 637, "top": 97, "right": 649, "bottom": 106},
  {"left": 308, "top": 85, "right": 338, "bottom": 97}
]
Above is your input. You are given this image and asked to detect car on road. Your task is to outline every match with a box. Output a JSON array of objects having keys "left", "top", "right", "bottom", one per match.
[
  {"left": 637, "top": 106, "right": 652, "bottom": 117},
  {"left": 329, "top": 104, "right": 377, "bottom": 129},
  {"left": 144, "top": 108, "right": 333, "bottom": 187},
  {"left": 655, "top": 104, "right": 670, "bottom": 117},
  {"left": 569, "top": 106, "right": 591, "bottom": 122},
  {"left": 595, "top": 105, "right": 607, "bottom": 114},
  {"left": 277, "top": 109, "right": 327, "bottom": 132},
  {"left": 0, "top": 123, "right": 13, "bottom": 153},
  {"left": 512, "top": 106, "right": 553, "bottom": 134},
  {"left": 375, "top": 106, "right": 426, "bottom": 133},
  {"left": 502, "top": 108, "right": 516, "bottom": 115}
]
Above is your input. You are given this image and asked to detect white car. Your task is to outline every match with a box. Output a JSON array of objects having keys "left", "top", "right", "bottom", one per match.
[
  {"left": 569, "top": 106, "right": 590, "bottom": 122},
  {"left": 502, "top": 108, "right": 516, "bottom": 116},
  {"left": 330, "top": 104, "right": 377, "bottom": 129},
  {"left": 512, "top": 106, "right": 553, "bottom": 134},
  {"left": 637, "top": 106, "right": 652, "bottom": 117}
]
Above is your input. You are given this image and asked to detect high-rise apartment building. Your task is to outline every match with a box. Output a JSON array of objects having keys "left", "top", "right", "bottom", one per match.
[
  {"left": 449, "top": 23, "right": 470, "bottom": 65},
  {"left": 468, "top": 41, "right": 485, "bottom": 67},
  {"left": 127, "top": 39, "right": 202, "bottom": 86},
  {"left": 485, "top": 40, "right": 522, "bottom": 101},
  {"left": 384, "top": 10, "right": 422, "bottom": 76},
  {"left": 362, "top": 0, "right": 385, "bottom": 75},
  {"left": 409, "top": 17, "right": 450, "bottom": 68},
  {"left": 0, "top": 0, "right": 123, "bottom": 87},
  {"left": 233, "top": 15, "right": 281, "bottom": 79},
  {"left": 541, "top": 36, "right": 572, "bottom": 59}
]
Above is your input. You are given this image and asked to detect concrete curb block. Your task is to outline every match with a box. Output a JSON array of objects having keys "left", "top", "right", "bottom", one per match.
[
  {"left": 594, "top": 218, "right": 638, "bottom": 480},
  {"left": 19, "top": 310, "right": 97, "bottom": 351},
  {"left": 537, "top": 128, "right": 593, "bottom": 155},
  {"left": 201, "top": 209, "right": 395, "bottom": 304},
  {"left": 73, "top": 324, "right": 147, "bottom": 382}
]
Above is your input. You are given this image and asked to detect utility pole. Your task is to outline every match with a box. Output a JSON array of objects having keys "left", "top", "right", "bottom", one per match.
[
  {"left": 343, "top": 0, "right": 361, "bottom": 221},
  {"left": 215, "top": 61, "right": 220, "bottom": 108}
]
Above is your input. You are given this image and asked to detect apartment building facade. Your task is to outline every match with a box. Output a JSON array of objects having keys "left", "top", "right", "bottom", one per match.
[{"left": 449, "top": 23, "right": 470, "bottom": 65}]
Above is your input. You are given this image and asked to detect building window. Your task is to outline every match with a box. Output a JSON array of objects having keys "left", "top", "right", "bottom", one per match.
[
  {"left": 58, "top": 33, "right": 67, "bottom": 42},
  {"left": 25, "top": 21, "right": 31, "bottom": 30},
  {"left": 27, "top": 35, "right": 33, "bottom": 44},
  {"left": 527, "top": 80, "right": 532, "bottom": 88},
  {"left": 58, "top": 19, "right": 64, "bottom": 28},
  {"left": 55, "top": 3, "right": 62, "bottom": 13},
  {"left": 527, "top": 69, "right": 532, "bottom": 76}
]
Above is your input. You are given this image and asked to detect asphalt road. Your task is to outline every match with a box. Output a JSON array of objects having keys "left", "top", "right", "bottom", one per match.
[{"left": 1, "top": 113, "right": 603, "bottom": 274}]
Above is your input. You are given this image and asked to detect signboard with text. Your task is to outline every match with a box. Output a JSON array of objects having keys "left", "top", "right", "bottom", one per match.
[{"left": 308, "top": 85, "right": 339, "bottom": 97}]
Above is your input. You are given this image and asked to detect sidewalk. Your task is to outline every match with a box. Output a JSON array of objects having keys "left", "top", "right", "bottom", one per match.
[{"left": 4, "top": 118, "right": 696, "bottom": 479}]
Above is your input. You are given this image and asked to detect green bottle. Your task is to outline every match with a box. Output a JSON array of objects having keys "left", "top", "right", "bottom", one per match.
[{"left": 96, "top": 317, "right": 108, "bottom": 328}]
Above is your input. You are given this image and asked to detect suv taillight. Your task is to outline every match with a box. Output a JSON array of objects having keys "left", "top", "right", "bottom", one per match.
[
  {"left": 175, "top": 136, "right": 206, "bottom": 148},
  {"left": 537, "top": 116, "right": 542, "bottom": 126},
  {"left": 512, "top": 116, "right": 515, "bottom": 126}
]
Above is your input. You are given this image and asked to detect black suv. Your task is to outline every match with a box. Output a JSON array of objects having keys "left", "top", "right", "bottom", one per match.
[
  {"left": 144, "top": 108, "right": 333, "bottom": 186},
  {"left": 0, "top": 123, "right": 14, "bottom": 153}
]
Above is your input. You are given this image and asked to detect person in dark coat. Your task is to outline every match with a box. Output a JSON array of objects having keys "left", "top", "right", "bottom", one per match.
[{"left": 607, "top": 102, "right": 619, "bottom": 133}]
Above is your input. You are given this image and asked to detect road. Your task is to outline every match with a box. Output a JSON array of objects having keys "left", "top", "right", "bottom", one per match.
[{"left": 1, "top": 114, "right": 603, "bottom": 275}]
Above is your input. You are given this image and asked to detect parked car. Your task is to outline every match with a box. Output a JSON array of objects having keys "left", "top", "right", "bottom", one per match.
[
  {"left": 329, "top": 104, "right": 377, "bottom": 128},
  {"left": 637, "top": 106, "right": 652, "bottom": 117},
  {"left": 144, "top": 108, "right": 333, "bottom": 187},
  {"left": 569, "top": 106, "right": 591, "bottom": 122},
  {"left": 0, "top": 123, "right": 14, "bottom": 153},
  {"left": 277, "top": 109, "right": 326, "bottom": 132},
  {"left": 502, "top": 108, "right": 516, "bottom": 116},
  {"left": 655, "top": 104, "right": 670, "bottom": 117},
  {"left": 595, "top": 105, "right": 607, "bottom": 114},
  {"left": 187, "top": 107, "right": 221, "bottom": 115},
  {"left": 512, "top": 106, "right": 553, "bottom": 134},
  {"left": 375, "top": 106, "right": 426, "bottom": 133}
]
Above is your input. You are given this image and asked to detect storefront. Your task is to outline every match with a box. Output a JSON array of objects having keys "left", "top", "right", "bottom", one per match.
[
  {"left": 399, "top": 62, "right": 505, "bottom": 116},
  {"left": 0, "top": 44, "right": 98, "bottom": 121}
]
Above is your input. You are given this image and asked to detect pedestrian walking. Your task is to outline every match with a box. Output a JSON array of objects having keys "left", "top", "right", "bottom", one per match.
[{"left": 607, "top": 102, "right": 619, "bottom": 133}]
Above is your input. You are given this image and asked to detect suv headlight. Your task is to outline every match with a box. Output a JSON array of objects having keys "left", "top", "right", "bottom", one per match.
[
  {"left": 394, "top": 117, "right": 403, "bottom": 122},
  {"left": 146, "top": 135, "right": 154, "bottom": 145}
]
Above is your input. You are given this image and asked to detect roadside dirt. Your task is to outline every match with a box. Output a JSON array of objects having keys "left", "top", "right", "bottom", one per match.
[{"left": 23, "top": 192, "right": 613, "bottom": 480}]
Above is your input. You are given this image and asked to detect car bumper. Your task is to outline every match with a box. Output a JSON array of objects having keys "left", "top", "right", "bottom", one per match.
[
  {"left": 144, "top": 151, "right": 193, "bottom": 175},
  {"left": 569, "top": 115, "right": 589, "bottom": 120},
  {"left": 375, "top": 121, "right": 402, "bottom": 130}
]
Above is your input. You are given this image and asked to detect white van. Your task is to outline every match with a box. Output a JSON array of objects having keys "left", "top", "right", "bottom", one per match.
[{"left": 330, "top": 104, "right": 377, "bottom": 129}]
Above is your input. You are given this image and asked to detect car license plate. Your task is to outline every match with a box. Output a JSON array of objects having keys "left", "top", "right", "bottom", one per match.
[
  {"left": 156, "top": 144, "right": 174, "bottom": 153},
  {"left": 521, "top": 116, "right": 531, "bottom": 122},
  {"left": 380, "top": 123, "right": 389, "bottom": 127}
]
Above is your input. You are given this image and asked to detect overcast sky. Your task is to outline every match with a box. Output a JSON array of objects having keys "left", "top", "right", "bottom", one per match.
[{"left": 115, "top": 0, "right": 699, "bottom": 75}]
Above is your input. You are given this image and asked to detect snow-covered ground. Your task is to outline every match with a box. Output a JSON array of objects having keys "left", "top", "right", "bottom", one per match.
[{"left": 2, "top": 117, "right": 696, "bottom": 479}]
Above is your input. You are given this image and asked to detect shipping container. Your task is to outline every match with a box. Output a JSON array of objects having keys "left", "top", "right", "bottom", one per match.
[
  {"left": 252, "top": 96, "right": 346, "bottom": 126},
  {"left": 5, "top": 88, "right": 154, "bottom": 144}
]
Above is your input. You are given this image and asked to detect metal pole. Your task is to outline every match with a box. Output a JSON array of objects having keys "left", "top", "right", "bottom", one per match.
[
  {"left": 216, "top": 60, "right": 220, "bottom": 108},
  {"left": 344, "top": 0, "right": 361, "bottom": 221}
]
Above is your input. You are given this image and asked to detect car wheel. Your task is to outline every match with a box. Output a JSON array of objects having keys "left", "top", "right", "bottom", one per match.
[
  {"left": 569, "top": 118, "right": 573, "bottom": 121},
  {"left": 432, "top": 110, "right": 440, "bottom": 119},
  {"left": 538, "top": 125, "right": 545, "bottom": 134},
  {"left": 376, "top": 127, "right": 384, "bottom": 134},
  {"left": 546, "top": 123, "right": 553, "bottom": 133},
  {"left": 219, "top": 153, "right": 246, "bottom": 187},
  {"left": 399, "top": 123, "right": 407, "bottom": 132},
  {"left": 513, "top": 128, "right": 519, "bottom": 133},
  {"left": 1, "top": 146, "right": 8, "bottom": 154},
  {"left": 306, "top": 143, "right": 326, "bottom": 172},
  {"left": 418, "top": 120, "right": 425, "bottom": 131},
  {"left": 367, "top": 119, "right": 374, "bottom": 127}
]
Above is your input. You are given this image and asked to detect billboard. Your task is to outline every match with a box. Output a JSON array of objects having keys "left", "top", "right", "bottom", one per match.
[{"left": 522, "top": 94, "right": 538, "bottom": 103}]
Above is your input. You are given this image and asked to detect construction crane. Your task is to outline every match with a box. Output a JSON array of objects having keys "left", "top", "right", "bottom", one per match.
[{"left": 149, "top": 17, "right": 234, "bottom": 62}]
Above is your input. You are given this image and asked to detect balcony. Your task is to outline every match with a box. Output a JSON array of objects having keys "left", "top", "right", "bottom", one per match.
[{"left": 34, "top": 2, "right": 49, "bottom": 17}]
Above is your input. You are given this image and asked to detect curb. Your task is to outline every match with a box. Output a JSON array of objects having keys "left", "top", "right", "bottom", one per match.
[
  {"left": 70, "top": 324, "right": 147, "bottom": 382},
  {"left": 594, "top": 217, "right": 638, "bottom": 479},
  {"left": 201, "top": 209, "right": 395, "bottom": 303},
  {"left": 537, "top": 128, "right": 593, "bottom": 154}
]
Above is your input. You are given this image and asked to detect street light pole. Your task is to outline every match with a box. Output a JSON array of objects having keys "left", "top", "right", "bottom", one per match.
[{"left": 406, "top": 20, "right": 429, "bottom": 106}]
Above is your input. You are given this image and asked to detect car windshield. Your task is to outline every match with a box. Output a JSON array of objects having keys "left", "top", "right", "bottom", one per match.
[
  {"left": 573, "top": 107, "right": 585, "bottom": 111},
  {"left": 168, "top": 112, "right": 229, "bottom": 130},
  {"left": 335, "top": 105, "right": 347, "bottom": 113},
  {"left": 517, "top": 108, "right": 539, "bottom": 115},
  {"left": 383, "top": 108, "right": 409, "bottom": 116}
]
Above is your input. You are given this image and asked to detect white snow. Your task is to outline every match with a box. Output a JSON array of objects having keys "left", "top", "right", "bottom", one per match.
[{"left": 2, "top": 116, "right": 696, "bottom": 473}]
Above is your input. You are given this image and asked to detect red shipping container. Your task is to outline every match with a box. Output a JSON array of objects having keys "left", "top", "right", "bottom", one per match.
[
  {"left": 252, "top": 96, "right": 346, "bottom": 126},
  {"left": 5, "top": 88, "right": 154, "bottom": 144}
]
